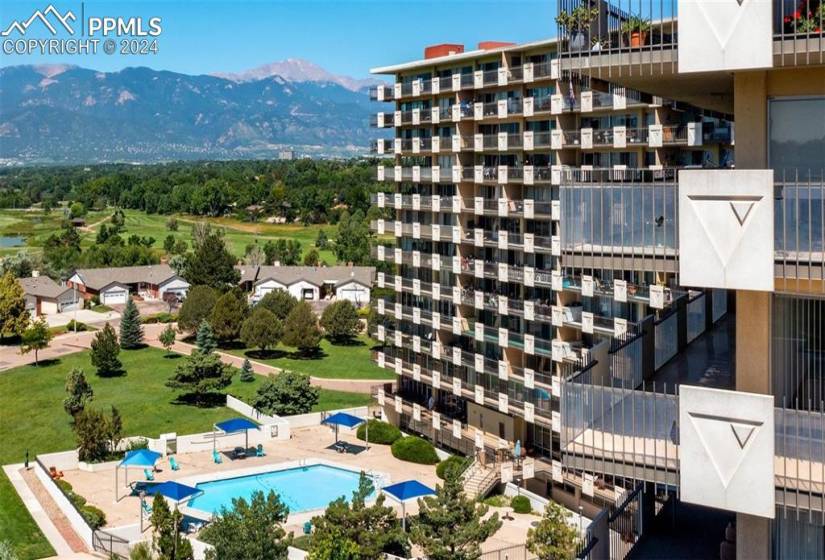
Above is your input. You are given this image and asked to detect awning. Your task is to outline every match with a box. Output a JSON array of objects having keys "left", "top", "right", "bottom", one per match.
[
  {"left": 214, "top": 418, "right": 259, "bottom": 433},
  {"left": 321, "top": 411, "right": 365, "bottom": 429},
  {"left": 382, "top": 480, "right": 435, "bottom": 502},
  {"left": 119, "top": 449, "right": 162, "bottom": 468},
  {"left": 148, "top": 481, "right": 201, "bottom": 503}
]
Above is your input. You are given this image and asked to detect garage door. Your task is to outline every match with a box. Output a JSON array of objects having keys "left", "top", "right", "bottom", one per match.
[
  {"left": 60, "top": 301, "right": 80, "bottom": 313},
  {"left": 102, "top": 289, "right": 128, "bottom": 305}
]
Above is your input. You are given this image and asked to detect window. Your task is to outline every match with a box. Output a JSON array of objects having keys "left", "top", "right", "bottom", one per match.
[{"left": 769, "top": 96, "right": 825, "bottom": 180}]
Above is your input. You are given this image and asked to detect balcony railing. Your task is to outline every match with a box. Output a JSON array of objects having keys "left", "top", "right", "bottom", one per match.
[
  {"left": 556, "top": 0, "right": 823, "bottom": 76},
  {"left": 775, "top": 175, "right": 825, "bottom": 291},
  {"left": 369, "top": 84, "right": 394, "bottom": 101}
]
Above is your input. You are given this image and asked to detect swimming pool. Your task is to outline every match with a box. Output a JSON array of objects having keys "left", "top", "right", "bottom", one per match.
[{"left": 187, "top": 464, "right": 376, "bottom": 515}]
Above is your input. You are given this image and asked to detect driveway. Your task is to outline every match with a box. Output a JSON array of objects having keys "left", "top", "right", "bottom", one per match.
[{"left": 43, "top": 308, "right": 120, "bottom": 328}]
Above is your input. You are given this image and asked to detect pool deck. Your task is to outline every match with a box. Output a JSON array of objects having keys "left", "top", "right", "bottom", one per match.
[
  {"left": 57, "top": 424, "right": 539, "bottom": 554},
  {"left": 62, "top": 425, "right": 440, "bottom": 529}
]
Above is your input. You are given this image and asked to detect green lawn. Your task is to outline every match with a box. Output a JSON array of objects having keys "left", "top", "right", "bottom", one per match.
[
  {"left": 0, "top": 208, "right": 339, "bottom": 263},
  {"left": 225, "top": 335, "right": 393, "bottom": 380},
  {"left": 0, "top": 476, "right": 54, "bottom": 560},
  {"left": 0, "top": 346, "right": 371, "bottom": 558}
]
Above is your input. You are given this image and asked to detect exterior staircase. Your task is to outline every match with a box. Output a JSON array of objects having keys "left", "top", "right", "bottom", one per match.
[{"left": 461, "top": 460, "right": 501, "bottom": 499}]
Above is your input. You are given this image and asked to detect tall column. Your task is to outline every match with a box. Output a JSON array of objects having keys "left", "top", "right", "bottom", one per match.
[{"left": 733, "top": 70, "right": 773, "bottom": 559}]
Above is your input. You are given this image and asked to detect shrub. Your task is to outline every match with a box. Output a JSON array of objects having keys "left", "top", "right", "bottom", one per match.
[
  {"left": 56, "top": 479, "right": 73, "bottom": 494},
  {"left": 356, "top": 420, "right": 401, "bottom": 445},
  {"left": 436, "top": 455, "right": 470, "bottom": 480},
  {"left": 81, "top": 505, "right": 107, "bottom": 529},
  {"left": 391, "top": 436, "right": 439, "bottom": 465},
  {"left": 66, "top": 319, "right": 89, "bottom": 332},
  {"left": 511, "top": 495, "right": 532, "bottom": 514},
  {"left": 143, "top": 312, "right": 175, "bottom": 324}
]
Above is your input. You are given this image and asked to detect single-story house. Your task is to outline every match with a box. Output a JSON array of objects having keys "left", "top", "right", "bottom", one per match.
[
  {"left": 67, "top": 264, "right": 190, "bottom": 305},
  {"left": 243, "top": 265, "right": 375, "bottom": 307},
  {"left": 19, "top": 274, "right": 79, "bottom": 316}
]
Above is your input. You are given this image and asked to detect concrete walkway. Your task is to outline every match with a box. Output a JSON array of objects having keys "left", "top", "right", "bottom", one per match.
[{"left": 0, "top": 322, "right": 389, "bottom": 393}]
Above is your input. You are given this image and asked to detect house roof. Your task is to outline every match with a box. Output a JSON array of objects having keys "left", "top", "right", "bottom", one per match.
[
  {"left": 71, "top": 264, "right": 182, "bottom": 291},
  {"left": 251, "top": 265, "right": 375, "bottom": 289},
  {"left": 19, "top": 276, "right": 71, "bottom": 300}
]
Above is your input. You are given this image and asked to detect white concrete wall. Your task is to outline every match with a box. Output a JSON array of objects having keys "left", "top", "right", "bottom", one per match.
[
  {"left": 226, "top": 395, "right": 291, "bottom": 440},
  {"left": 38, "top": 450, "right": 79, "bottom": 471},
  {"left": 286, "top": 406, "right": 370, "bottom": 429},
  {"left": 34, "top": 461, "right": 94, "bottom": 548}
]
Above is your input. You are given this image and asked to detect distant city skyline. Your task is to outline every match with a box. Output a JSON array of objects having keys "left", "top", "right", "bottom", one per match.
[{"left": 0, "top": 0, "right": 556, "bottom": 78}]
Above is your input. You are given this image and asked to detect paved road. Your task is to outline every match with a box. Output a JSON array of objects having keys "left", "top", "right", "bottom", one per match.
[{"left": 0, "top": 322, "right": 389, "bottom": 394}]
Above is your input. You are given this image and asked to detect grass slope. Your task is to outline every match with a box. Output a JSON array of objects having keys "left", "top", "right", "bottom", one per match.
[{"left": 226, "top": 335, "right": 392, "bottom": 380}]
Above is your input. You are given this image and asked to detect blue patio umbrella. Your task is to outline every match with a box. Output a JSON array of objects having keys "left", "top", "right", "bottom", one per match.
[
  {"left": 213, "top": 417, "right": 259, "bottom": 453},
  {"left": 140, "top": 480, "right": 202, "bottom": 532},
  {"left": 149, "top": 480, "right": 202, "bottom": 503},
  {"left": 321, "top": 411, "right": 365, "bottom": 445},
  {"left": 382, "top": 480, "right": 435, "bottom": 530},
  {"left": 116, "top": 449, "right": 162, "bottom": 501}
]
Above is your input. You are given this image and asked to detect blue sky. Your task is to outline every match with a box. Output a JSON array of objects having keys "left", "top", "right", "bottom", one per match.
[{"left": 0, "top": 0, "right": 556, "bottom": 78}]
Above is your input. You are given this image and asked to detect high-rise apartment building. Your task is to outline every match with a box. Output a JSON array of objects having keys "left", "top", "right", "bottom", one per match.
[{"left": 369, "top": 3, "right": 824, "bottom": 557}]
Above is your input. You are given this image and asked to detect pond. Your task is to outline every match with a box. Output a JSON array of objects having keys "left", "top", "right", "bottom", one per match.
[{"left": 0, "top": 236, "right": 25, "bottom": 248}]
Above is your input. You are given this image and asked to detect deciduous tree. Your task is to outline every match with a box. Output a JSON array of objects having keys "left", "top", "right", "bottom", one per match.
[
  {"left": 526, "top": 501, "right": 581, "bottom": 560},
  {"left": 320, "top": 300, "right": 359, "bottom": 343},
  {"left": 159, "top": 323, "right": 176, "bottom": 355},
  {"left": 252, "top": 371, "right": 318, "bottom": 416},
  {"left": 20, "top": 317, "right": 52, "bottom": 366},
  {"left": 0, "top": 271, "right": 29, "bottom": 340}
]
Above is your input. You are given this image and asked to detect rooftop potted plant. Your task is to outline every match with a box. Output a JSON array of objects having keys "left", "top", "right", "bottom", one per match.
[
  {"left": 621, "top": 15, "right": 652, "bottom": 48},
  {"left": 556, "top": 5, "right": 600, "bottom": 51}
]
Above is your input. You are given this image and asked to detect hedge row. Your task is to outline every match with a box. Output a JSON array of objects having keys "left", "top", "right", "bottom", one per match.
[
  {"left": 356, "top": 420, "right": 402, "bottom": 445},
  {"left": 56, "top": 479, "right": 107, "bottom": 529}
]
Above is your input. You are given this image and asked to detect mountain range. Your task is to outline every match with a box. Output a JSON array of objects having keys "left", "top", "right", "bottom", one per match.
[{"left": 0, "top": 59, "right": 389, "bottom": 164}]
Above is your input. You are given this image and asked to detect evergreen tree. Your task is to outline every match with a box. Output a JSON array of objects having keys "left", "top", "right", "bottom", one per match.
[
  {"left": 20, "top": 317, "right": 52, "bottom": 366},
  {"left": 149, "top": 494, "right": 194, "bottom": 560},
  {"left": 303, "top": 248, "right": 321, "bottom": 266},
  {"left": 240, "top": 307, "right": 282, "bottom": 353},
  {"left": 195, "top": 320, "right": 217, "bottom": 354},
  {"left": 177, "top": 285, "right": 218, "bottom": 332},
  {"left": 410, "top": 471, "right": 502, "bottom": 560},
  {"left": 309, "top": 473, "right": 407, "bottom": 560},
  {"left": 526, "top": 502, "right": 581, "bottom": 560},
  {"left": 320, "top": 300, "right": 359, "bottom": 343},
  {"left": 239, "top": 358, "right": 255, "bottom": 382},
  {"left": 201, "top": 490, "right": 291, "bottom": 560},
  {"left": 63, "top": 367, "right": 94, "bottom": 417},
  {"left": 159, "top": 323, "right": 176, "bottom": 355},
  {"left": 181, "top": 228, "right": 239, "bottom": 290},
  {"left": 281, "top": 301, "right": 321, "bottom": 355},
  {"left": 258, "top": 290, "right": 297, "bottom": 322},
  {"left": 119, "top": 298, "right": 144, "bottom": 349},
  {"left": 90, "top": 323, "right": 122, "bottom": 376},
  {"left": 209, "top": 290, "right": 248, "bottom": 342},
  {"left": 0, "top": 271, "right": 29, "bottom": 340}
]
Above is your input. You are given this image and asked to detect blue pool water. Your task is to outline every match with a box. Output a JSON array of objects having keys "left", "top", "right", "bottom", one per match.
[{"left": 187, "top": 464, "right": 375, "bottom": 515}]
